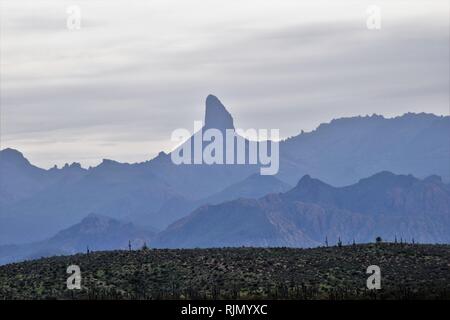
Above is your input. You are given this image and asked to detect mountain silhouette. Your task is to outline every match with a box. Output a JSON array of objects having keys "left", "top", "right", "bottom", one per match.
[
  {"left": 0, "top": 213, "right": 155, "bottom": 265},
  {"left": 153, "top": 172, "right": 450, "bottom": 248}
]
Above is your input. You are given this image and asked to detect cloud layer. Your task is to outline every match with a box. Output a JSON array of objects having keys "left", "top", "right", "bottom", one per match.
[{"left": 1, "top": 0, "right": 449, "bottom": 168}]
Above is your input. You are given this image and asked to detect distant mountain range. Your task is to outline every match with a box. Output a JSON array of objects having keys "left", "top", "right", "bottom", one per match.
[
  {"left": 153, "top": 172, "right": 450, "bottom": 248},
  {"left": 0, "top": 95, "right": 449, "bottom": 250},
  {"left": 0, "top": 214, "right": 155, "bottom": 265}
]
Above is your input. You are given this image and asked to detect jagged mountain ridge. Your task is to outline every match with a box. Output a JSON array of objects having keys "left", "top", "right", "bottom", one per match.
[{"left": 0, "top": 171, "right": 449, "bottom": 264}]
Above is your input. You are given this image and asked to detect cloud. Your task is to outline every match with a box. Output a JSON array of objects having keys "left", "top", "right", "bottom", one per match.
[{"left": 1, "top": 0, "right": 448, "bottom": 168}]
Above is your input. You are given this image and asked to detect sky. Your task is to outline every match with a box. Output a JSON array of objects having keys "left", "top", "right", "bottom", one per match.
[{"left": 0, "top": 0, "right": 449, "bottom": 168}]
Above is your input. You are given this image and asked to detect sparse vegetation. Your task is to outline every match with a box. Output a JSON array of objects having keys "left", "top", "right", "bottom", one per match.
[{"left": 0, "top": 243, "right": 449, "bottom": 300}]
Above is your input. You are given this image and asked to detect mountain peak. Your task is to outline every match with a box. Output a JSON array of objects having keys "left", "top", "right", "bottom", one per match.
[
  {"left": 0, "top": 148, "right": 31, "bottom": 166},
  {"left": 99, "top": 159, "right": 121, "bottom": 167},
  {"left": 292, "top": 174, "right": 335, "bottom": 192},
  {"left": 204, "top": 95, "right": 234, "bottom": 131}
]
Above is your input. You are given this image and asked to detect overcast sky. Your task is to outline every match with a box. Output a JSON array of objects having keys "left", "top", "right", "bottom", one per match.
[{"left": 1, "top": 0, "right": 449, "bottom": 168}]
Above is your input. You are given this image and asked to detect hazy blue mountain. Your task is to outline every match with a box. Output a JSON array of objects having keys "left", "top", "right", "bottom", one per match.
[
  {"left": 284, "top": 171, "right": 450, "bottom": 217},
  {"left": 152, "top": 172, "right": 450, "bottom": 248},
  {"left": 0, "top": 149, "right": 90, "bottom": 207},
  {"left": 134, "top": 96, "right": 450, "bottom": 199},
  {"left": 144, "top": 173, "right": 292, "bottom": 226},
  {"left": 0, "top": 159, "right": 181, "bottom": 244},
  {"left": 202, "top": 173, "right": 291, "bottom": 205},
  {"left": 1, "top": 95, "right": 449, "bottom": 246},
  {"left": 0, "top": 214, "right": 155, "bottom": 265},
  {"left": 0, "top": 148, "right": 56, "bottom": 205},
  {"left": 278, "top": 113, "right": 450, "bottom": 186}
]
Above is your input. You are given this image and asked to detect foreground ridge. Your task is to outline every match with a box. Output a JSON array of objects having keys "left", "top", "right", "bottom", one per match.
[{"left": 1, "top": 243, "right": 449, "bottom": 300}]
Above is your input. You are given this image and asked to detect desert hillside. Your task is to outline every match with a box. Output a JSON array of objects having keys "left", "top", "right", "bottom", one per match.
[{"left": 0, "top": 243, "right": 449, "bottom": 300}]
